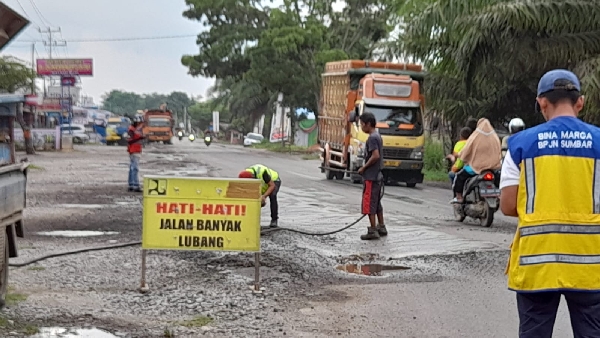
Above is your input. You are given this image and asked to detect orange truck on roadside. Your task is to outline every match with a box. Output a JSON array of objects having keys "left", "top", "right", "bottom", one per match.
[
  {"left": 319, "top": 60, "right": 426, "bottom": 187},
  {"left": 143, "top": 109, "right": 174, "bottom": 145}
]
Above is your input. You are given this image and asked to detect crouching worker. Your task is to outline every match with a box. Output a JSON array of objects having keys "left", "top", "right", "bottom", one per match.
[{"left": 238, "top": 164, "right": 281, "bottom": 228}]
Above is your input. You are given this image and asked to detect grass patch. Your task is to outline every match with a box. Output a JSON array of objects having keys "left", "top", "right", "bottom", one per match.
[
  {"left": 423, "top": 138, "right": 449, "bottom": 182},
  {"left": 27, "top": 266, "right": 45, "bottom": 271},
  {"left": 6, "top": 292, "right": 28, "bottom": 306},
  {"left": 301, "top": 153, "right": 320, "bottom": 160},
  {"left": 252, "top": 141, "right": 310, "bottom": 154},
  {"left": 424, "top": 169, "right": 450, "bottom": 182},
  {"left": 27, "top": 164, "right": 44, "bottom": 170},
  {"left": 0, "top": 316, "right": 39, "bottom": 335},
  {"left": 178, "top": 315, "right": 213, "bottom": 328}
]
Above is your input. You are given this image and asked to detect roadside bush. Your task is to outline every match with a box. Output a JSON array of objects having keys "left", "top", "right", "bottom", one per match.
[{"left": 424, "top": 138, "right": 446, "bottom": 172}]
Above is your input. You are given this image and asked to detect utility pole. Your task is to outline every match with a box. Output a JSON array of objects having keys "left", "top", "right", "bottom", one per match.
[
  {"left": 183, "top": 106, "right": 187, "bottom": 134},
  {"left": 31, "top": 43, "right": 35, "bottom": 94},
  {"left": 38, "top": 27, "right": 64, "bottom": 59}
]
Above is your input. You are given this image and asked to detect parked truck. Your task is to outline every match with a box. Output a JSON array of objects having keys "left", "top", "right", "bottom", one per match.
[
  {"left": 319, "top": 60, "right": 426, "bottom": 187},
  {"left": 0, "top": 3, "right": 29, "bottom": 307},
  {"left": 0, "top": 95, "right": 28, "bottom": 307},
  {"left": 143, "top": 109, "right": 174, "bottom": 144}
]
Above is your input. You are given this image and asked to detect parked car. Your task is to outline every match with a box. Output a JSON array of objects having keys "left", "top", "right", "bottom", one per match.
[
  {"left": 244, "top": 132, "right": 264, "bottom": 147},
  {"left": 60, "top": 124, "right": 90, "bottom": 144}
]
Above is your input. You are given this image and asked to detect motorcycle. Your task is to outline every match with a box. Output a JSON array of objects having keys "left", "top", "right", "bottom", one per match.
[
  {"left": 188, "top": 134, "right": 195, "bottom": 142},
  {"left": 453, "top": 169, "right": 501, "bottom": 227},
  {"left": 204, "top": 135, "right": 212, "bottom": 147},
  {"left": 178, "top": 131, "right": 183, "bottom": 141}
]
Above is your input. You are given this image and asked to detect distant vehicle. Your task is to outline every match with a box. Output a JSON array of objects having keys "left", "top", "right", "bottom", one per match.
[
  {"left": 244, "top": 133, "right": 264, "bottom": 147},
  {"left": 143, "top": 109, "right": 174, "bottom": 144},
  {"left": 60, "top": 124, "right": 90, "bottom": 144},
  {"left": 105, "top": 117, "right": 131, "bottom": 146}
]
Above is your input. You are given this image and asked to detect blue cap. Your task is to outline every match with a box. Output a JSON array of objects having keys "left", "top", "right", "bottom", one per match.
[{"left": 537, "top": 69, "right": 581, "bottom": 96}]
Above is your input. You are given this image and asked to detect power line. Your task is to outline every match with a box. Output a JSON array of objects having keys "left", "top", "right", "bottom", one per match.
[
  {"left": 28, "top": 0, "right": 53, "bottom": 27},
  {"left": 15, "top": 0, "right": 41, "bottom": 29},
  {"left": 17, "top": 34, "right": 197, "bottom": 43}
]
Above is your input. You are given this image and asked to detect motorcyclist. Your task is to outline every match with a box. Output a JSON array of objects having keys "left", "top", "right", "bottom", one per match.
[
  {"left": 502, "top": 118, "right": 525, "bottom": 158},
  {"left": 451, "top": 118, "right": 502, "bottom": 204}
]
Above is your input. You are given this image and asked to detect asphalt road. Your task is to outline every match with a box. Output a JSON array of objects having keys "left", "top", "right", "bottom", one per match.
[{"left": 177, "top": 140, "right": 575, "bottom": 338}]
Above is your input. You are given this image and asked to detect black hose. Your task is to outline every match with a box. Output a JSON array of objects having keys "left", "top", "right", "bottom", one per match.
[
  {"left": 9, "top": 241, "right": 142, "bottom": 267},
  {"left": 10, "top": 180, "right": 385, "bottom": 267}
]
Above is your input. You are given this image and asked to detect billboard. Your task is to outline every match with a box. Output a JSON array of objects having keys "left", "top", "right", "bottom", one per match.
[
  {"left": 36, "top": 58, "right": 93, "bottom": 76},
  {"left": 47, "top": 86, "right": 80, "bottom": 102}
]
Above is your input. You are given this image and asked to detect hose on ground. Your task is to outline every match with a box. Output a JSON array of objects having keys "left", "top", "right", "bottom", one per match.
[
  {"left": 9, "top": 241, "right": 142, "bottom": 267},
  {"left": 10, "top": 180, "right": 384, "bottom": 267}
]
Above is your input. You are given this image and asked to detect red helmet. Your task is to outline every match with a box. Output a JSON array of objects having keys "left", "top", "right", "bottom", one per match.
[{"left": 238, "top": 170, "right": 255, "bottom": 179}]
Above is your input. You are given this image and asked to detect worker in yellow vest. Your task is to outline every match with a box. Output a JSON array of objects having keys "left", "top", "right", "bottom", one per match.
[
  {"left": 500, "top": 69, "right": 600, "bottom": 337},
  {"left": 239, "top": 164, "right": 281, "bottom": 228}
]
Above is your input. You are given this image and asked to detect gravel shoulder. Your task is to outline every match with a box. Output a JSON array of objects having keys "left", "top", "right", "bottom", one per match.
[{"left": 1, "top": 143, "right": 523, "bottom": 337}]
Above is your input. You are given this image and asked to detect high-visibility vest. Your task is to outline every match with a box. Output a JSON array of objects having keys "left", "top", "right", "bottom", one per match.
[
  {"left": 507, "top": 116, "right": 600, "bottom": 292},
  {"left": 246, "top": 164, "right": 279, "bottom": 194}
]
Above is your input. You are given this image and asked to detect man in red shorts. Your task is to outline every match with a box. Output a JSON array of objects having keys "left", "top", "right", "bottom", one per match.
[{"left": 357, "top": 112, "right": 386, "bottom": 240}]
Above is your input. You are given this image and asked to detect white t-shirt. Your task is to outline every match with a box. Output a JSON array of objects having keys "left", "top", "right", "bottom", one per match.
[{"left": 499, "top": 150, "right": 520, "bottom": 189}]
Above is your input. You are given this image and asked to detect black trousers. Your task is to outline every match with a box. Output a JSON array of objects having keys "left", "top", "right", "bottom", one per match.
[
  {"left": 269, "top": 180, "right": 281, "bottom": 221},
  {"left": 517, "top": 291, "right": 600, "bottom": 337},
  {"left": 452, "top": 169, "right": 475, "bottom": 194}
]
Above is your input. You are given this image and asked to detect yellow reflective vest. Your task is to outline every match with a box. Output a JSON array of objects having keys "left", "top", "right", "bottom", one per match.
[
  {"left": 506, "top": 116, "right": 600, "bottom": 292},
  {"left": 246, "top": 164, "right": 279, "bottom": 195}
]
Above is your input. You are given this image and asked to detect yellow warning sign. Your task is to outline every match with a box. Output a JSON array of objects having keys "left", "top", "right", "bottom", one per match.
[{"left": 142, "top": 176, "right": 262, "bottom": 252}]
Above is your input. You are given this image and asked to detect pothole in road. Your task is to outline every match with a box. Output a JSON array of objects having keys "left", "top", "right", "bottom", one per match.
[
  {"left": 36, "top": 231, "right": 120, "bottom": 237},
  {"left": 32, "top": 327, "right": 118, "bottom": 337},
  {"left": 336, "top": 263, "right": 410, "bottom": 276}
]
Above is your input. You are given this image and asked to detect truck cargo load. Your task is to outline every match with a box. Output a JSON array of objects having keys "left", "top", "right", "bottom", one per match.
[{"left": 319, "top": 60, "right": 425, "bottom": 187}]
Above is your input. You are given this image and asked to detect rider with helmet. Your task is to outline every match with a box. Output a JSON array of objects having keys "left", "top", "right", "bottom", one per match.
[{"left": 502, "top": 118, "right": 525, "bottom": 158}]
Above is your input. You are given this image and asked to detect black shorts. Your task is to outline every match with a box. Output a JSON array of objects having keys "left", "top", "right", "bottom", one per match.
[{"left": 362, "top": 180, "right": 383, "bottom": 215}]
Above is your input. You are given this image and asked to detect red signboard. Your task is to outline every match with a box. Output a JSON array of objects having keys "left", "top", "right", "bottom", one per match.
[
  {"left": 61, "top": 76, "right": 76, "bottom": 86},
  {"left": 36, "top": 58, "right": 93, "bottom": 76}
]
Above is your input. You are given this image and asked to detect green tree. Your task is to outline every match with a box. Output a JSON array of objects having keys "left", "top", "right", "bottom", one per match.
[
  {"left": 399, "top": 0, "right": 600, "bottom": 128},
  {"left": 181, "top": 0, "right": 269, "bottom": 80},
  {"left": 0, "top": 56, "right": 37, "bottom": 155},
  {"left": 0, "top": 56, "right": 35, "bottom": 93},
  {"left": 101, "top": 90, "right": 143, "bottom": 115}
]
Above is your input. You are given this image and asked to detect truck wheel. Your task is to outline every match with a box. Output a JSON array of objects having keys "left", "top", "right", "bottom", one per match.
[
  {"left": 0, "top": 229, "right": 8, "bottom": 309},
  {"left": 406, "top": 183, "right": 417, "bottom": 188},
  {"left": 325, "top": 170, "right": 335, "bottom": 180},
  {"left": 335, "top": 171, "right": 345, "bottom": 180}
]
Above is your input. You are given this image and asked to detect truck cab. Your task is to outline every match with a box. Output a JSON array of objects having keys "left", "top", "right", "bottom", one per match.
[
  {"left": 143, "top": 110, "right": 174, "bottom": 145},
  {"left": 349, "top": 73, "right": 424, "bottom": 185},
  {"left": 318, "top": 60, "right": 426, "bottom": 187}
]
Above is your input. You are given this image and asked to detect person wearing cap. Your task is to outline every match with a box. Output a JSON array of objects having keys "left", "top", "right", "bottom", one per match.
[
  {"left": 238, "top": 165, "right": 281, "bottom": 228},
  {"left": 500, "top": 69, "right": 600, "bottom": 336},
  {"left": 127, "top": 116, "right": 145, "bottom": 192}
]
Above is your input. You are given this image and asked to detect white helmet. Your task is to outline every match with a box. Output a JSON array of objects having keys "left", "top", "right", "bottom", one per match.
[{"left": 508, "top": 118, "right": 525, "bottom": 134}]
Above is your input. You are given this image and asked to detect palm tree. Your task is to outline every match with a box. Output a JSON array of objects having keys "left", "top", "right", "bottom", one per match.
[
  {"left": 207, "top": 77, "right": 276, "bottom": 133},
  {"left": 399, "top": 0, "right": 600, "bottom": 126}
]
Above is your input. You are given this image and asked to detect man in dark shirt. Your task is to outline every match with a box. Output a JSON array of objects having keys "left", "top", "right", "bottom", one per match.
[{"left": 357, "top": 112, "right": 386, "bottom": 240}]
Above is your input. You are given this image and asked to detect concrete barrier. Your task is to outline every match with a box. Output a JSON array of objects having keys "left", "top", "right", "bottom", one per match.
[{"left": 61, "top": 135, "right": 73, "bottom": 151}]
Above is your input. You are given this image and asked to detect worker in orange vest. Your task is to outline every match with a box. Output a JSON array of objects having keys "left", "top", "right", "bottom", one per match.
[{"left": 127, "top": 116, "right": 145, "bottom": 192}]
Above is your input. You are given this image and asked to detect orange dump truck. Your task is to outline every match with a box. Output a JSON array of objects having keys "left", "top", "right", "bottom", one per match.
[
  {"left": 319, "top": 60, "right": 426, "bottom": 187},
  {"left": 143, "top": 109, "right": 174, "bottom": 144}
]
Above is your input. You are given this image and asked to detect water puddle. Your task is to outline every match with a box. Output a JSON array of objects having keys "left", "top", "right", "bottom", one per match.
[
  {"left": 336, "top": 263, "right": 410, "bottom": 276},
  {"left": 32, "top": 327, "right": 118, "bottom": 338},
  {"left": 58, "top": 204, "right": 106, "bottom": 209},
  {"left": 37, "top": 231, "right": 120, "bottom": 237}
]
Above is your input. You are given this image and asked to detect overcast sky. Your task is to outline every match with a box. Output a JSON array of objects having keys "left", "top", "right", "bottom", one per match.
[{"left": 1, "top": 0, "right": 214, "bottom": 104}]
